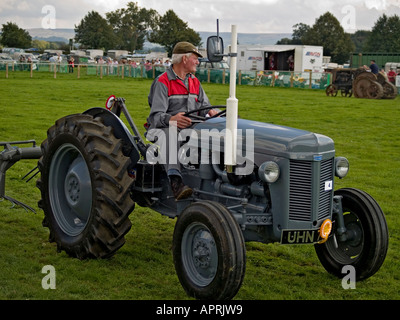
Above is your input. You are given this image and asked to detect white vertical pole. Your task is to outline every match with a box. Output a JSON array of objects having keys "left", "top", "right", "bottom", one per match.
[{"left": 224, "top": 25, "right": 238, "bottom": 169}]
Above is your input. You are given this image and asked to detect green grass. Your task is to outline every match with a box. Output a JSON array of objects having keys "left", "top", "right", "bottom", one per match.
[{"left": 0, "top": 71, "right": 399, "bottom": 300}]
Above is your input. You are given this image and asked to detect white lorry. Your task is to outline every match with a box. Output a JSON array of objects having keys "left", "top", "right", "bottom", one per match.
[
  {"left": 235, "top": 44, "right": 324, "bottom": 72},
  {"left": 107, "top": 50, "right": 129, "bottom": 60},
  {"left": 86, "top": 49, "right": 104, "bottom": 59}
]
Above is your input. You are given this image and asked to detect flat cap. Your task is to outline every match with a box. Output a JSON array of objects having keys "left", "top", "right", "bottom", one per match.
[{"left": 172, "top": 42, "right": 203, "bottom": 57}]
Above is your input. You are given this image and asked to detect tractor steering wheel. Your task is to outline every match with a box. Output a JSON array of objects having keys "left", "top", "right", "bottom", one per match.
[{"left": 183, "top": 106, "right": 227, "bottom": 122}]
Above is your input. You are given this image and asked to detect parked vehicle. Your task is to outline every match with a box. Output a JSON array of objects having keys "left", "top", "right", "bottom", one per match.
[
  {"left": 0, "top": 55, "right": 16, "bottom": 64},
  {"left": 196, "top": 58, "right": 230, "bottom": 83},
  {"left": 235, "top": 45, "right": 324, "bottom": 72}
]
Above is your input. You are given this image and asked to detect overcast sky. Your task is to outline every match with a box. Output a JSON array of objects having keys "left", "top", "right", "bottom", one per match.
[{"left": 1, "top": 0, "right": 400, "bottom": 33}]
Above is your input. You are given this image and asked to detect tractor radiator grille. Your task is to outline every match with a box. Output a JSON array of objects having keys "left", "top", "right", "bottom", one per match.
[
  {"left": 289, "top": 158, "right": 333, "bottom": 222},
  {"left": 318, "top": 158, "right": 334, "bottom": 220},
  {"left": 289, "top": 161, "right": 312, "bottom": 221}
]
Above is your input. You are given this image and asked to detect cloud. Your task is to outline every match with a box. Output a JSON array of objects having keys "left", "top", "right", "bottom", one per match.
[
  {"left": 0, "top": 0, "right": 101, "bottom": 29},
  {"left": 0, "top": 2, "right": 15, "bottom": 13},
  {"left": 1, "top": 0, "right": 400, "bottom": 33}
]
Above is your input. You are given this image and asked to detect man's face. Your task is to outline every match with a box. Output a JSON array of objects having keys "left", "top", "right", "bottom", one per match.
[{"left": 183, "top": 53, "right": 200, "bottom": 74}]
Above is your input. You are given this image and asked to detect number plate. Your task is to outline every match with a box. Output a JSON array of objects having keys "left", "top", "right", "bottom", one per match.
[{"left": 281, "top": 229, "right": 321, "bottom": 244}]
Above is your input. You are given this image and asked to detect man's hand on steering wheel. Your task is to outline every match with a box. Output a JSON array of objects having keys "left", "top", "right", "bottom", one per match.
[
  {"left": 170, "top": 106, "right": 226, "bottom": 129},
  {"left": 183, "top": 106, "right": 227, "bottom": 122},
  {"left": 169, "top": 112, "right": 192, "bottom": 129},
  {"left": 207, "top": 109, "right": 219, "bottom": 117}
]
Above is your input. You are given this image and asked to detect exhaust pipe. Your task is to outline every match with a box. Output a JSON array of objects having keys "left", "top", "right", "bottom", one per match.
[{"left": 224, "top": 25, "right": 238, "bottom": 174}]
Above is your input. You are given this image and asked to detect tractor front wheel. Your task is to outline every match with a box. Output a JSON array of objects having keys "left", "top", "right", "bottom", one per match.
[
  {"left": 172, "top": 201, "right": 246, "bottom": 300},
  {"left": 315, "top": 188, "right": 388, "bottom": 281},
  {"left": 37, "top": 114, "right": 135, "bottom": 259},
  {"left": 325, "top": 84, "right": 338, "bottom": 97}
]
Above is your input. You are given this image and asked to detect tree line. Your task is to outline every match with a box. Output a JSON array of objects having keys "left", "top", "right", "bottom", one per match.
[
  {"left": 277, "top": 12, "right": 400, "bottom": 64},
  {"left": 74, "top": 2, "right": 200, "bottom": 57},
  {"left": 1, "top": 2, "right": 399, "bottom": 64},
  {"left": 0, "top": 2, "right": 201, "bottom": 57},
  {"left": 0, "top": 22, "right": 72, "bottom": 52}
]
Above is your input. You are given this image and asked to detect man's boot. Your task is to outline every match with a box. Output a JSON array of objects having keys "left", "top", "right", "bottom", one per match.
[{"left": 169, "top": 175, "right": 193, "bottom": 200}]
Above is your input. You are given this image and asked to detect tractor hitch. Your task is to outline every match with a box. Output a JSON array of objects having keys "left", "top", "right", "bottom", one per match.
[{"left": 0, "top": 140, "right": 42, "bottom": 212}]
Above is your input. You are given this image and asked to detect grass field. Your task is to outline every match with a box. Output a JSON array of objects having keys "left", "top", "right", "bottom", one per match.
[{"left": 0, "top": 71, "right": 399, "bottom": 300}]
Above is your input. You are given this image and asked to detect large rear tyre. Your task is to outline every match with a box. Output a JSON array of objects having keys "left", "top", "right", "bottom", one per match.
[
  {"left": 172, "top": 201, "right": 246, "bottom": 300},
  {"left": 315, "top": 188, "right": 388, "bottom": 281},
  {"left": 366, "top": 81, "right": 384, "bottom": 99},
  {"left": 382, "top": 82, "right": 397, "bottom": 99},
  {"left": 37, "top": 114, "right": 135, "bottom": 259}
]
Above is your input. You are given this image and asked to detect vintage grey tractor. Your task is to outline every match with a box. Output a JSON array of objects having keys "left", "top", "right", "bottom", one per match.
[{"left": 0, "top": 28, "right": 389, "bottom": 300}]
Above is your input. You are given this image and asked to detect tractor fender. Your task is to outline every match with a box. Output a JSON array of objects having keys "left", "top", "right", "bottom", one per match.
[{"left": 83, "top": 107, "right": 140, "bottom": 166}]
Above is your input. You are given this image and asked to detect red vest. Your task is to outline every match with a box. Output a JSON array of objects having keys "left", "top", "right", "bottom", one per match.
[{"left": 157, "top": 71, "right": 200, "bottom": 100}]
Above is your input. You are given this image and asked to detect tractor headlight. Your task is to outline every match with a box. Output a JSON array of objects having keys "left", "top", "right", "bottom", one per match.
[
  {"left": 259, "top": 161, "right": 280, "bottom": 183},
  {"left": 335, "top": 157, "right": 349, "bottom": 178}
]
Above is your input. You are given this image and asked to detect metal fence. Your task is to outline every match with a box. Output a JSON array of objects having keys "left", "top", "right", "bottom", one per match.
[{"left": 1, "top": 62, "right": 331, "bottom": 90}]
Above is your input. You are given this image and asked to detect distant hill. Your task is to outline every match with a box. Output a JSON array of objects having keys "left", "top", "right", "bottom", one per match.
[
  {"left": 27, "top": 28, "right": 292, "bottom": 49},
  {"left": 199, "top": 31, "right": 292, "bottom": 47},
  {"left": 28, "top": 28, "right": 75, "bottom": 42}
]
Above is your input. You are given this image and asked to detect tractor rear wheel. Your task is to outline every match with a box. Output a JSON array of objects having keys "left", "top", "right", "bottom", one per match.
[
  {"left": 382, "top": 82, "right": 397, "bottom": 99},
  {"left": 37, "top": 114, "right": 135, "bottom": 259},
  {"left": 366, "top": 81, "right": 384, "bottom": 99}
]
